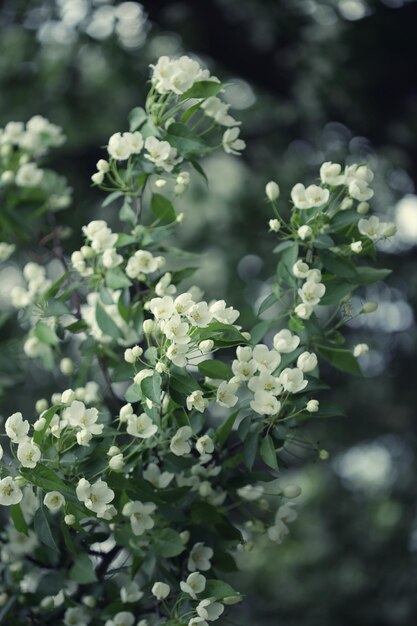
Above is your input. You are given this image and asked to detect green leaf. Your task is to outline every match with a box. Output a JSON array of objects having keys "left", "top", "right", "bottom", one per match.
[
  {"left": 329, "top": 209, "right": 360, "bottom": 232},
  {"left": 260, "top": 435, "right": 278, "bottom": 469},
  {"left": 22, "top": 464, "right": 74, "bottom": 496},
  {"left": 34, "top": 322, "right": 59, "bottom": 345},
  {"left": 320, "top": 282, "right": 356, "bottom": 306},
  {"left": 165, "top": 123, "right": 210, "bottom": 158},
  {"left": 317, "top": 345, "right": 362, "bottom": 375},
  {"left": 151, "top": 193, "right": 176, "bottom": 223},
  {"left": 141, "top": 372, "right": 161, "bottom": 404},
  {"left": 102, "top": 191, "right": 124, "bottom": 207},
  {"left": 152, "top": 528, "right": 185, "bottom": 558},
  {"left": 119, "top": 200, "right": 136, "bottom": 225},
  {"left": 125, "top": 383, "right": 142, "bottom": 403},
  {"left": 198, "top": 359, "right": 232, "bottom": 380},
  {"left": 34, "top": 507, "right": 59, "bottom": 552},
  {"left": 105, "top": 268, "right": 132, "bottom": 290},
  {"left": 44, "top": 272, "right": 68, "bottom": 299},
  {"left": 128, "top": 106, "right": 147, "bottom": 131},
  {"left": 95, "top": 302, "right": 123, "bottom": 340},
  {"left": 257, "top": 292, "right": 278, "bottom": 316},
  {"left": 205, "top": 579, "right": 240, "bottom": 601},
  {"left": 244, "top": 430, "right": 259, "bottom": 470},
  {"left": 273, "top": 240, "right": 295, "bottom": 255},
  {"left": 116, "top": 233, "right": 137, "bottom": 248},
  {"left": 33, "top": 404, "right": 60, "bottom": 445},
  {"left": 43, "top": 300, "right": 71, "bottom": 317},
  {"left": 314, "top": 234, "right": 335, "bottom": 249},
  {"left": 169, "top": 369, "right": 200, "bottom": 395},
  {"left": 180, "top": 80, "right": 224, "bottom": 100},
  {"left": 69, "top": 553, "right": 97, "bottom": 584},
  {"left": 320, "top": 250, "right": 357, "bottom": 279},
  {"left": 354, "top": 266, "right": 392, "bottom": 285},
  {"left": 10, "top": 504, "right": 28, "bottom": 535},
  {"left": 216, "top": 410, "right": 239, "bottom": 447}
]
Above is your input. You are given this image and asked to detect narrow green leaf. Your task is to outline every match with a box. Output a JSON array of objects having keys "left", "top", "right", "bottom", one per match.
[
  {"left": 257, "top": 292, "right": 278, "bottom": 316},
  {"left": 102, "top": 191, "right": 124, "bottom": 207},
  {"left": 244, "top": 430, "right": 259, "bottom": 470},
  {"left": 33, "top": 404, "right": 60, "bottom": 445},
  {"left": 205, "top": 579, "right": 240, "bottom": 601},
  {"left": 216, "top": 410, "right": 239, "bottom": 447},
  {"left": 10, "top": 504, "right": 28, "bottom": 535},
  {"left": 180, "top": 80, "right": 224, "bottom": 100}
]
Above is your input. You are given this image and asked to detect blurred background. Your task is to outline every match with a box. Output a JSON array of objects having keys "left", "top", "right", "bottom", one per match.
[{"left": 1, "top": 1, "right": 417, "bottom": 624}]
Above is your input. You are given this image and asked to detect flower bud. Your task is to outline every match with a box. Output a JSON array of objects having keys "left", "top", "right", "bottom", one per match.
[
  {"left": 124, "top": 348, "right": 137, "bottom": 364},
  {"left": 1, "top": 170, "right": 14, "bottom": 184},
  {"left": 91, "top": 171, "right": 104, "bottom": 185},
  {"left": 152, "top": 582, "right": 170, "bottom": 600},
  {"left": 357, "top": 201, "right": 370, "bottom": 214},
  {"left": 180, "top": 530, "right": 190, "bottom": 544},
  {"left": 40, "top": 597, "right": 55, "bottom": 610},
  {"left": 119, "top": 403, "right": 133, "bottom": 422},
  {"left": 319, "top": 449, "right": 329, "bottom": 460},
  {"left": 107, "top": 445, "right": 121, "bottom": 457},
  {"left": 96, "top": 159, "right": 109, "bottom": 173},
  {"left": 265, "top": 181, "right": 280, "bottom": 202},
  {"left": 82, "top": 595, "right": 96, "bottom": 608},
  {"left": 109, "top": 453, "right": 125, "bottom": 471},
  {"left": 155, "top": 178, "right": 167, "bottom": 188},
  {"left": 61, "top": 389, "right": 75, "bottom": 405},
  {"left": 35, "top": 399, "right": 48, "bottom": 414},
  {"left": 155, "top": 362, "right": 167, "bottom": 374},
  {"left": 362, "top": 301, "right": 378, "bottom": 314},
  {"left": 143, "top": 319, "right": 154, "bottom": 335},
  {"left": 353, "top": 343, "right": 369, "bottom": 357},
  {"left": 350, "top": 241, "right": 363, "bottom": 253},
  {"left": 283, "top": 484, "right": 302, "bottom": 499},
  {"left": 15, "top": 476, "right": 26, "bottom": 488},
  {"left": 64, "top": 514, "right": 76, "bottom": 526},
  {"left": 340, "top": 197, "right": 353, "bottom": 211},
  {"left": 60, "top": 358, "right": 74, "bottom": 376},
  {"left": 34, "top": 417, "right": 46, "bottom": 431},
  {"left": 268, "top": 218, "right": 280, "bottom": 232},
  {"left": 81, "top": 245, "right": 94, "bottom": 259},
  {"left": 199, "top": 339, "right": 214, "bottom": 354},
  {"left": 297, "top": 225, "right": 312, "bottom": 240},
  {"left": 306, "top": 399, "right": 319, "bottom": 413}
]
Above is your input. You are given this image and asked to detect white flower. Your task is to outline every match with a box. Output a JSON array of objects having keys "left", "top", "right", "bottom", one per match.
[
  {"left": 120, "top": 581, "right": 143, "bottom": 604},
  {"left": 248, "top": 372, "right": 282, "bottom": 395},
  {"left": 267, "top": 519, "right": 290, "bottom": 544},
  {"left": 175, "top": 292, "right": 195, "bottom": 314},
  {"left": 5, "top": 412, "right": 30, "bottom": 443},
  {"left": 320, "top": 162, "right": 345, "bottom": 186},
  {"left": 149, "top": 296, "right": 176, "bottom": 320},
  {"left": 17, "top": 440, "right": 41, "bottom": 468},
  {"left": 186, "top": 390, "right": 208, "bottom": 413},
  {"left": 265, "top": 180, "right": 280, "bottom": 201},
  {"left": 0, "top": 242, "right": 15, "bottom": 261},
  {"left": 97, "top": 159, "right": 109, "bottom": 173},
  {"left": 144, "top": 136, "right": 180, "bottom": 172},
  {"left": 216, "top": 381, "right": 239, "bottom": 408},
  {"left": 252, "top": 344, "right": 281, "bottom": 372},
  {"left": 358, "top": 216, "right": 396, "bottom": 241},
  {"left": 180, "top": 572, "right": 206, "bottom": 599},
  {"left": 269, "top": 218, "right": 280, "bottom": 232},
  {"left": 108, "top": 132, "right": 132, "bottom": 161},
  {"left": 279, "top": 368, "right": 308, "bottom": 393},
  {"left": 44, "top": 491, "right": 65, "bottom": 512},
  {"left": 126, "top": 414, "right": 158, "bottom": 439},
  {"left": 196, "top": 599, "right": 224, "bottom": 621},
  {"left": 170, "top": 426, "right": 193, "bottom": 456},
  {"left": 102, "top": 248, "right": 123, "bottom": 269},
  {"left": 349, "top": 178, "right": 374, "bottom": 202},
  {"left": 0, "top": 477, "right": 23, "bottom": 506},
  {"left": 63, "top": 400, "right": 103, "bottom": 438},
  {"left": 294, "top": 303, "right": 313, "bottom": 319},
  {"left": 188, "top": 542, "right": 213, "bottom": 572},
  {"left": 291, "top": 183, "right": 329, "bottom": 209},
  {"left": 126, "top": 250, "right": 159, "bottom": 278},
  {"left": 298, "top": 281, "right": 326, "bottom": 306},
  {"left": 297, "top": 351, "right": 318, "bottom": 372},
  {"left": 201, "top": 97, "right": 237, "bottom": 126},
  {"left": 105, "top": 612, "right": 135, "bottom": 626},
  {"left": 222, "top": 127, "right": 245, "bottom": 155},
  {"left": 277, "top": 502, "right": 298, "bottom": 524},
  {"left": 231, "top": 358, "right": 257, "bottom": 382},
  {"left": 15, "top": 163, "right": 43, "bottom": 187},
  {"left": 292, "top": 260, "right": 309, "bottom": 278},
  {"left": 297, "top": 225, "right": 312, "bottom": 240},
  {"left": 76, "top": 478, "right": 115, "bottom": 518},
  {"left": 152, "top": 582, "right": 170, "bottom": 600},
  {"left": 155, "top": 272, "right": 176, "bottom": 297},
  {"left": 350, "top": 241, "right": 363, "bottom": 253},
  {"left": 237, "top": 484, "right": 264, "bottom": 501},
  {"left": 196, "top": 435, "right": 214, "bottom": 455},
  {"left": 162, "top": 314, "right": 190, "bottom": 344},
  {"left": 122, "top": 500, "right": 156, "bottom": 536},
  {"left": 273, "top": 329, "right": 300, "bottom": 354},
  {"left": 250, "top": 391, "right": 281, "bottom": 416},
  {"left": 166, "top": 342, "right": 189, "bottom": 367},
  {"left": 306, "top": 399, "right": 319, "bottom": 412},
  {"left": 353, "top": 343, "right": 369, "bottom": 357},
  {"left": 64, "top": 607, "right": 91, "bottom": 626},
  {"left": 187, "top": 302, "right": 212, "bottom": 328},
  {"left": 143, "top": 463, "right": 174, "bottom": 489},
  {"left": 209, "top": 300, "right": 240, "bottom": 325}
]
